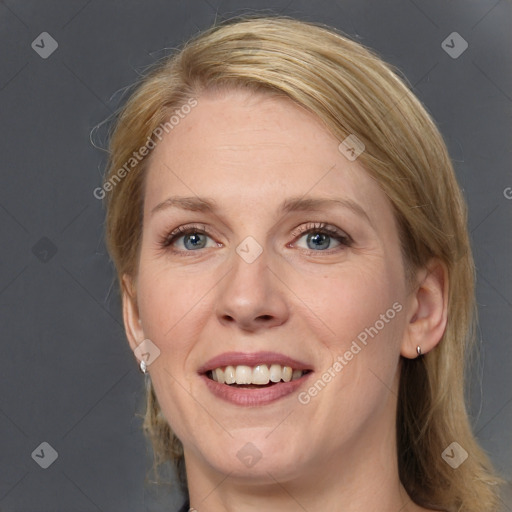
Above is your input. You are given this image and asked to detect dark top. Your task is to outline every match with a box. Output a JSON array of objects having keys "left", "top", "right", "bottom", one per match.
[{"left": 178, "top": 498, "right": 190, "bottom": 512}]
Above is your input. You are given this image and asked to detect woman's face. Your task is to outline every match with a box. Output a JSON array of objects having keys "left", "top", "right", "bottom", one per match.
[{"left": 124, "top": 88, "right": 413, "bottom": 484}]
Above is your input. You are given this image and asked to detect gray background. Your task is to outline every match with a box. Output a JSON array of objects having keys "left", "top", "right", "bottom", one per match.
[{"left": 0, "top": 1, "right": 511, "bottom": 510}]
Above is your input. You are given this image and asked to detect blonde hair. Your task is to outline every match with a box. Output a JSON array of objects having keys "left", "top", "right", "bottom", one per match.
[{"left": 102, "top": 15, "right": 503, "bottom": 511}]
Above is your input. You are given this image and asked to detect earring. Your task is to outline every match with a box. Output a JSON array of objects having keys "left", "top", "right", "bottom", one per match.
[
  {"left": 139, "top": 359, "right": 152, "bottom": 392},
  {"left": 416, "top": 345, "right": 422, "bottom": 357}
]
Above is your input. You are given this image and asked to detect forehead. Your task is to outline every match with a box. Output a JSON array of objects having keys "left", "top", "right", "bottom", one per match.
[{"left": 143, "top": 88, "right": 389, "bottom": 223}]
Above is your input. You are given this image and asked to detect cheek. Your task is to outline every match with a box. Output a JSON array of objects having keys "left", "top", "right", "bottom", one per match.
[
  {"left": 135, "top": 263, "right": 216, "bottom": 362},
  {"left": 296, "top": 261, "right": 404, "bottom": 404},
  {"left": 294, "top": 261, "right": 402, "bottom": 352},
  {"left": 134, "top": 265, "right": 218, "bottom": 442},
  {"left": 312, "top": 267, "right": 404, "bottom": 407}
]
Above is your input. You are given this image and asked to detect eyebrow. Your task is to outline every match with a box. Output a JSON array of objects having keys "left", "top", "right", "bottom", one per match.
[{"left": 150, "top": 195, "right": 371, "bottom": 223}]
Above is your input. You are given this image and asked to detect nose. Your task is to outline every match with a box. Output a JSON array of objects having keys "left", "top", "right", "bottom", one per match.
[{"left": 215, "top": 249, "right": 289, "bottom": 332}]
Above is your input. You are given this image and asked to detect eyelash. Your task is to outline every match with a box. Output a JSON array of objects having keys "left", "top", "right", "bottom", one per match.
[{"left": 158, "top": 222, "right": 353, "bottom": 255}]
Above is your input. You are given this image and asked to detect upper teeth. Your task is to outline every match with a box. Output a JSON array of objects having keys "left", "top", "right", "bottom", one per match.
[{"left": 210, "top": 364, "right": 305, "bottom": 385}]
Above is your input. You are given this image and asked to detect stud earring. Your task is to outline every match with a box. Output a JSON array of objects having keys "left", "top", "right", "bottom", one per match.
[{"left": 416, "top": 345, "right": 422, "bottom": 357}]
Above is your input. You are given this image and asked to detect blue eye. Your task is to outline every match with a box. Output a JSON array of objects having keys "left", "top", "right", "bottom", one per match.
[
  {"left": 298, "top": 231, "right": 339, "bottom": 251},
  {"left": 292, "top": 222, "right": 352, "bottom": 252},
  {"left": 176, "top": 232, "right": 209, "bottom": 250},
  {"left": 160, "top": 225, "right": 215, "bottom": 251}
]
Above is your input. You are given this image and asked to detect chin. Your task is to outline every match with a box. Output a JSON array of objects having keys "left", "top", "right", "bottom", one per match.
[{"left": 196, "top": 434, "right": 309, "bottom": 481}]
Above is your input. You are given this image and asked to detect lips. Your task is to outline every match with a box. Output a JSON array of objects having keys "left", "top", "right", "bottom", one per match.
[{"left": 198, "top": 351, "right": 314, "bottom": 406}]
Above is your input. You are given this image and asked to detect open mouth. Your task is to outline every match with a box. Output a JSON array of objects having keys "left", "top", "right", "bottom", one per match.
[{"left": 205, "top": 364, "right": 313, "bottom": 388}]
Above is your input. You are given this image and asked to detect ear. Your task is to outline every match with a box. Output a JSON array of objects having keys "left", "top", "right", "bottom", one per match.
[
  {"left": 401, "top": 258, "right": 449, "bottom": 358},
  {"left": 122, "top": 273, "right": 145, "bottom": 354}
]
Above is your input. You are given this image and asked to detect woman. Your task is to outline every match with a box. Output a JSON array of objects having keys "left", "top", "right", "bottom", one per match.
[{"left": 102, "top": 16, "right": 503, "bottom": 512}]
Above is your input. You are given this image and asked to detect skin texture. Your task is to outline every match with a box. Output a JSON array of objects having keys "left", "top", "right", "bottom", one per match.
[{"left": 123, "top": 88, "right": 448, "bottom": 512}]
